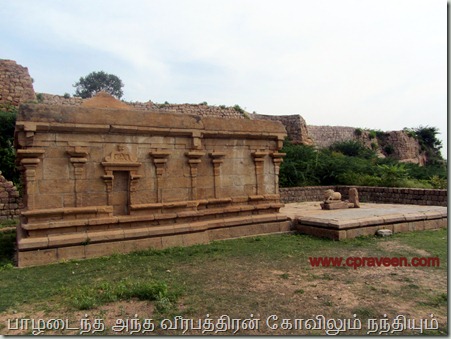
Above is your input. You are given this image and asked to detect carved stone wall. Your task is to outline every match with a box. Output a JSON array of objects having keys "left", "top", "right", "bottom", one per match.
[
  {"left": 14, "top": 92, "right": 288, "bottom": 267},
  {"left": 0, "top": 60, "right": 35, "bottom": 108}
]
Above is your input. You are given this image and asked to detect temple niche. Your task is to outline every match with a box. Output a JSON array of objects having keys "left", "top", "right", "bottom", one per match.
[{"left": 14, "top": 92, "right": 289, "bottom": 267}]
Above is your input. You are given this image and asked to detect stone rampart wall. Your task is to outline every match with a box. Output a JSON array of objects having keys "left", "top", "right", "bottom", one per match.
[
  {"left": 307, "top": 125, "right": 357, "bottom": 148},
  {"left": 39, "top": 93, "right": 247, "bottom": 119},
  {"left": 39, "top": 93, "right": 83, "bottom": 106},
  {"left": 252, "top": 114, "right": 313, "bottom": 145},
  {"left": 0, "top": 59, "right": 35, "bottom": 108},
  {"left": 0, "top": 172, "right": 22, "bottom": 220},
  {"left": 280, "top": 186, "right": 447, "bottom": 206}
]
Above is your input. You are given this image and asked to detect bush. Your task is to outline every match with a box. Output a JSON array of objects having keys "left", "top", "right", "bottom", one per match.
[
  {"left": 279, "top": 139, "right": 447, "bottom": 189},
  {"left": 279, "top": 142, "right": 320, "bottom": 187},
  {"left": 354, "top": 128, "right": 363, "bottom": 136},
  {"left": 0, "top": 107, "right": 20, "bottom": 185},
  {"left": 329, "top": 140, "right": 376, "bottom": 159}
]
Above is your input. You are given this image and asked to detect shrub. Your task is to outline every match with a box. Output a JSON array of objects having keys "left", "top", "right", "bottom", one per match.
[
  {"left": 383, "top": 144, "right": 395, "bottom": 156},
  {"left": 279, "top": 142, "right": 321, "bottom": 187},
  {"left": 329, "top": 140, "right": 376, "bottom": 159},
  {"left": 279, "top": 139, "right": 446, "bottom": 189},
  {"left": 0, "top": 107, "right": 20, "bottom": 185},
  {"left": 377, "top": 163, "right": 408, "bottom": 187},
  {"left": 429, "top": 175, "right": 447, "bottom": 189},
  {"left": 233, "top": 104, "right": 244, "bottom": 114}
]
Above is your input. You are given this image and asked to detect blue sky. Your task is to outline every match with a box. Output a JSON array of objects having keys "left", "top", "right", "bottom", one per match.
[{"left": 2, "top": 0, "right": 447, "bottom": 156}]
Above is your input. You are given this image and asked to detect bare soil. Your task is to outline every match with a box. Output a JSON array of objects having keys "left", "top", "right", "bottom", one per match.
[{"left": 0, "top": 236, "right": 447, "bottom": 335}]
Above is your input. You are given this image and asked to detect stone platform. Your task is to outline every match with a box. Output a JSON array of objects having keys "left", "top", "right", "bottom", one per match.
[{"left": 280, "top": 202, "right": 447, "bottom": 240}]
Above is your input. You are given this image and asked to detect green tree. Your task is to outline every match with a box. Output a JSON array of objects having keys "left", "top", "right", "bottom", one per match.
[
  {"left": 73, "top": 71, "right": 124, "bottom": 99},
  {"left": 0, "top": 106, "right": 19, "bottom": 185},
  {"left": 413, "top": 126, "right": 443, "bottom": 164}
]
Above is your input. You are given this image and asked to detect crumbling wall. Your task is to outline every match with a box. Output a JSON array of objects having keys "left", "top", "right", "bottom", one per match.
[
  {"left": 385, "top": 131, "right": 426, "bottom": 165},
  {"left": 0, "top": 172, "right": 22, "bottom": 220},
  {"left": 0, "top": 60, "right": 35, "bottom": 108},
  {"left": 252, "top": 114, "right": 313, "bottom": 145}
]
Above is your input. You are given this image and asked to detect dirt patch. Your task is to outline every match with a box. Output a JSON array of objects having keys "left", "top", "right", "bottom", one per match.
[
  {"left": 0, "top": 235, "right": 446, "bottom": 335},
  {"left": 377, "top": 241, "right": 431, "bottom": 257}
]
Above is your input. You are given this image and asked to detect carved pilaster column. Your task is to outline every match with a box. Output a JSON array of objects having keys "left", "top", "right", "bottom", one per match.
[
  {"left": 251, "top": 150, "right": 267, "bottom": 195},
  {"left": 270, "top": 151, "right": 286, "bottom": 195},
  {"left": 67, "top": 146, "right": 89, "bottom": 207},
  {"left": 185, "top": 150, "right": 205, "bottom": 200},
  {"left": 16, "top": 149, "right": 45, "bottom": 211},
  {"left": 102, "top": 173, "right": 114, "bottom": 206},
  {"left": 149, "top": 150, "right": 171, "bottom": 203},
  {"left": 209, "top": 152, "right": 226, "bottom": 199}
]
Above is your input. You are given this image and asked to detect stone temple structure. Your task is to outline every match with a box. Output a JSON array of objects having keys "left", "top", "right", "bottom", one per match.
[{"left": 14, "top": 92, "right": 289, "bottom": 267}]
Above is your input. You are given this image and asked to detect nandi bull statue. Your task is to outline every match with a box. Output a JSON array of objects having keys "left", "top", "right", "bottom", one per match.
[{"left": 320, "top": 188, "right": 360, "bottom": 210}]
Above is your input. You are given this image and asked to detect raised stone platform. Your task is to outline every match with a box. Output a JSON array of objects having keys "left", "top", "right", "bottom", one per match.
[{"left": 281, "top": 202, "right": 447, "bottom": 240}]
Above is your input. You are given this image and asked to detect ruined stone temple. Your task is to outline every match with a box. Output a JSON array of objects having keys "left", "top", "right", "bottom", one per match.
[{"left": 14, "top": 92, "right": 289, "bottom": 267}]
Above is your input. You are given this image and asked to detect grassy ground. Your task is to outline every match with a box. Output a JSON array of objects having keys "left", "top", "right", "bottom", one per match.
[{"left": 0, "top": 225, "right": 447, "bottom": 335}]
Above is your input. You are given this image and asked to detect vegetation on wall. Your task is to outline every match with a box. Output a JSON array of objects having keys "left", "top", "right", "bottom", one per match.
[
  {"left": 280, "top": 137, "right": 447, "bottom": 189},
  {"left": 404, "top": 126, "right": 444, "bottom": 165}
]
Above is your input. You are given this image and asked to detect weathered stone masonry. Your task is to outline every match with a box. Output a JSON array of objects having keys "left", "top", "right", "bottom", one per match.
[
  {"left": 0, "top": 172, "right": 22, "bottom": 220},
  {"left": 14, "top": 93, "right": 289, "bottom": 267},
  {"left": 0, "top": 60, "right": 35, "bottom": 108}
]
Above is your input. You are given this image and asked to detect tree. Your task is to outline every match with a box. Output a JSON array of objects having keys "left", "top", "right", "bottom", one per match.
[{"left": 73, "top": 71, "right": 124, "bottom": 99}]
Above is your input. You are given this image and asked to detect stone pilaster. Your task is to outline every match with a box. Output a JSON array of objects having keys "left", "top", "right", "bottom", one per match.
[
  {"left": 270, "top": 152, "right": 286, "bottom": 195},
  {"left": 185, "top": 150, "right": 205, "bottom": 200},
  {"left": 149, "top": 150, "right": 171, "bottom": 203},
  {"left": 16, "top": 149, "right": 45, "bottom": 211},
  {"left": 67, "top": 146, "right": 89, "bottom": 207},
  {"left": 251, "top": 150, "right": 268, "bottom": 195},
  {"left": 209, "top": 152, "right": 226, "bottom": 199}
]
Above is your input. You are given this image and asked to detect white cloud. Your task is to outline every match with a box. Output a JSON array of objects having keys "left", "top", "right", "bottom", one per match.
[{"left": 1, "top": 0, "right": 447, "bottom": 155}]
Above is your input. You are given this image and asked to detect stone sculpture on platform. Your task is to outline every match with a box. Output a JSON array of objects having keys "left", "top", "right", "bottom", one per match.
[{"left": 320, "top": 188, "right": 360, "bottom": 210}]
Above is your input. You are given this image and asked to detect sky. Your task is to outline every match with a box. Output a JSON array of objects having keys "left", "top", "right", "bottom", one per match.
[{"left": 2, "top": 0, "right": 448, "bottom": 157}]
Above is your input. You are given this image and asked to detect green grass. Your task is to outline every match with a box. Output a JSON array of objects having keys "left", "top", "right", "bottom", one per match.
[
  {"left": 64, "top": 278, "right": 179, "bottom": 313},
  {"left": 0, "top": 228, "right": 447, "bottom": 335},
  {"left": 0, "top": 219, "right": 18, "bottom": 229}
]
